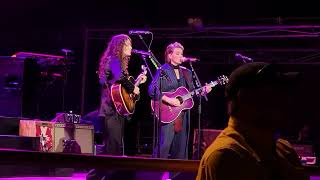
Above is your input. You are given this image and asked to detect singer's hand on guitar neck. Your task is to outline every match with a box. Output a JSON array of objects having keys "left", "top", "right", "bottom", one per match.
[
  {"left": 135, "top": 65, "right": 147, "bottom": 85},
  {"left": 162, "top": 95, "right": 181, "bottom": 107},
  {"left": 201, "top": 83, "right": 212, "bottom": 96},
  {"left": 137, "top": 74, "right": 147, "bottom": 84},
  {"left": 133, "top": 86, "right": 140, "bottom": 95}
]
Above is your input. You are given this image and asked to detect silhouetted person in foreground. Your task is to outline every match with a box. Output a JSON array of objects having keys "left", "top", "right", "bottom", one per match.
[{"left": 197, "top": 62, "right": 308, "bottom": 180}]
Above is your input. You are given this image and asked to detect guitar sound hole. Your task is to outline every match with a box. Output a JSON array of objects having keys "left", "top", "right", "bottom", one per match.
[{"left": 176, "top": 96, "right": 183, "bottom": 104}]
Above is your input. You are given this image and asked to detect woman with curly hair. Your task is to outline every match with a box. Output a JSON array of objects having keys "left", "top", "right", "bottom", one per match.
[
  {"left": 98, "top": 34, "right": 146, "bottom": 155},
  {"left": 87, "top": 34, "right": 146, "bottom": 179}
]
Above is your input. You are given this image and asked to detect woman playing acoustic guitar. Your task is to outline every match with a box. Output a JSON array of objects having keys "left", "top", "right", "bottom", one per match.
[
  {"left": 148, "top": 42, "right": 212, "bottom": 161},
  {"left": 87, "top": 34, "right": 147, "bottom": 180},
  {"left": 98, "top": 34, "right": 147, "bottom": 155}
]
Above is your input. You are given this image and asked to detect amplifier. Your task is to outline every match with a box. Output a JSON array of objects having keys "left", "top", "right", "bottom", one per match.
[
  {"left": 35, "top": 122, "right": 94, "bottom": 154},
  {"left": 0, "top": 57, "right": 24, "bottom": 117},
  {"left": 193, "top": 129, "right": 222, "bottom": 158},
  {"left": 292, "top": 144, "right": 316, "bottom": 165}
]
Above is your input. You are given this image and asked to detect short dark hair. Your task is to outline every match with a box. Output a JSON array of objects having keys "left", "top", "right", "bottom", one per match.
[
  {"left": 226, "top": 62, "right": 299, "bottom": 100},
  {"left": 225, "top": 62, "right": 300, "bottom": 115}
]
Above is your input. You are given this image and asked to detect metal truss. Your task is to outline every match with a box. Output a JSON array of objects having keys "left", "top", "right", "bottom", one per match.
[
  {"left": 84, "top": 25, "right": 320, "bottom": 63},
  {"left": 86, "top": 25, "right": 320, "bottom": 40},
  {"left": 81, "top": 24, "right": 320, "bottom": 114},
  {"left": 154, "top": 25, "right": 320, "bottom": 39}
]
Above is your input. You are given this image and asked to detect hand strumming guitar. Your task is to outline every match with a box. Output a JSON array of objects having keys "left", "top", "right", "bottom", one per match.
[
  {"left": 133, "top": 68, "right": 147, "bottom": 96},
  {"left": 162, "top": 95, "right": 181, "bottom": 107},
  {"left": 133, "top": 86, "right": 140, "bottom": 95}
]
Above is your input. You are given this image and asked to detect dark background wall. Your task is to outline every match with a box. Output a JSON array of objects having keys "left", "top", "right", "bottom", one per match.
[{"left": 1, "top": 0, "right": 320, "bottom": 154}]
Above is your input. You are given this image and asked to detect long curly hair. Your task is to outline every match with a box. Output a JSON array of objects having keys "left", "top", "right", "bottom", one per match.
[{"left": 98, "top": 34, "right": 131, "bottom": 79}]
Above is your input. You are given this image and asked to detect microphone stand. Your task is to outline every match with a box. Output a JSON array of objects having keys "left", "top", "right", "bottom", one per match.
[
  {"left": 140, "top": 54, "right": 158, "bottom": 157},
  {"left": 61, "top": 49, "right": 72, "bottom": 112},
  {"left": 136, "top": 34, "right": 162, "bottom": 158},
  {"left": 235, "top": 53, "right": 254, "bottom": 64},
  {"left": 189, "top": 61, "right": 207, "bottom": 160}
]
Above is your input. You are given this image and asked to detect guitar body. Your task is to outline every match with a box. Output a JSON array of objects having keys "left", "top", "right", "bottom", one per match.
[
  {"left": 150, "top": 75, "right": 229, "bottom": 123},
  {"left": 110, "top": 66, "right": 147, "bottom": 116},
  {"left": 111, "top": 83, "right": 139, "bottom": 116},
  {"left": 151, "top": 87, "right": 194, "bottom": 123}
]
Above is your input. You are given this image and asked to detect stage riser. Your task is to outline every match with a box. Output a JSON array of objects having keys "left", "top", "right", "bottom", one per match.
[
  {"left": 0, "top": 116, "right": 21, "bottom": 135},
  {"left": 0, "top": 135, "right": 73, "bottom": 177},
  {"left": 0, "top": 135, "right": 39, "bottom": 150}
]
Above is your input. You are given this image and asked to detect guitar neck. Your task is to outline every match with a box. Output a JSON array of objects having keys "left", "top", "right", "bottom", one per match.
[
  {"left": 134, "top": 77, "right": 144, "bottom": 86},
  {"left": 134, "top": 79, "right": 141, "bottom": 87},
  {"left": 134, "top": 72, "right": 146, "bottom": 86},
  {"left": 181, "top": 81, "right": 218, "bottom": 100}
]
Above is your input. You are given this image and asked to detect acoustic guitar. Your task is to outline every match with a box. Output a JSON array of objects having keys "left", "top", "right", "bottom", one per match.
[
  {"left": 111, "top": 65, "right": 147, "bottom": 116},
  {"left": 151, "top": 75, "right": 228, "bottom": 123}
]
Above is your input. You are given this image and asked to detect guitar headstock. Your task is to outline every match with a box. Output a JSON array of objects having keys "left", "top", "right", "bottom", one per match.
[
  {"left": 141, "top": 65, "right": 147, "bottom": 75},
  {"left": 217, "top": 75, "right": 229, "bottom": 85}
]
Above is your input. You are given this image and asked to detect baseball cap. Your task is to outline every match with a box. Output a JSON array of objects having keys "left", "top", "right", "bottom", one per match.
[{"left": 225, "top": 62, "right": 300, "bottom": 99}]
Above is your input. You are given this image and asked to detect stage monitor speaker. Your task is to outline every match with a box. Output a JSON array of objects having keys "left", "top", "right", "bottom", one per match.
[
  {"left": 0, "top": 57, "right": 24, "bottom": 117},
  {"left": 193, "top": 129, "right": 222, "bottom": 159},
  {"left": 292, "top": 143, "right": 316, "bottom": 165},
  {"left": 36, "top": 121, "right": 94, "bottom": 154}
]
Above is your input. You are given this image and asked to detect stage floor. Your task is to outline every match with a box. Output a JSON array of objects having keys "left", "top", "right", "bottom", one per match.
[
  {"left": 0, "top": 173, "right": 86, "bottom": 180},
  {"left": 0, "top": 172, "right": 173, "bottom": 180},
  {"left": 1, "top": 173, "right": 320, "bottom": 180},
  {"left": 0, "top": 172, "right": 171, "bottom": 180}
]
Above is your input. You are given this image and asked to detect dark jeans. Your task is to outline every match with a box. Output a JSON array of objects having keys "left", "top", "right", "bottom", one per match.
[
  {"left": 87, "top": 115, "right": 125, "bottom": 180},
  {"left": 102, "top": 115, "right": 124, "bottom": 155},
  {"left": 154, "top": 112, "right": 188, "bottom": 160}
]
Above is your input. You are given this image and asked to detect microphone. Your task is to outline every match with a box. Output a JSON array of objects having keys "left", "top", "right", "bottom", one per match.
[
  {"left": 182, "top": 57, "right": 199, "bottom": 62},
  {"left": 131, "top": 49, "right": 151, "bottom": 56},
  {"left": 61, "top": 49, "right": 73, "bottom": 53},
  {"left": 235, "top": 53, "right": 253, "bottom": 63},
  {"left": 128, "top": 30, "right": 152, "bottom": 35}
]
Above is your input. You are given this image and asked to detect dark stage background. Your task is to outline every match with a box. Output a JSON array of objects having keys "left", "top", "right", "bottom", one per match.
[{"left": 1, "top": 0, "right": 320, "bottom": 156}]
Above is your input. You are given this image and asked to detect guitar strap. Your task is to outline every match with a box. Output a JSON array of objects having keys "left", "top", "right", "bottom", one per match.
[
  {"left": 181, "top": 67, "right": 193, "bottom": 91},
  {"left": 173, "top": 67, "right": 192, "bottom": 132}
]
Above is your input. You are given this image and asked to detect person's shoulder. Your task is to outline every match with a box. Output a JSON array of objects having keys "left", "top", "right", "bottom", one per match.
[
  {"left": 161, "top": 63, "right": 170, "bottom": 69},
  {"left": 199, "top": 147, "right": 242, "bottom": 179},
  {"left": 109, "top": 56, "right": 120, "bottom": 63},
  {"left": 201, "top": 132, "right": 242, "bottom": 166},
  {"left": 276, "top": 138, "right": 296, "bottom": 153},
  {"left": 180, "top": 65, "right": 191, "bottom": 72},
  {"left": 180, "top": 66, "right": 192, "bottom": 78},
  {"left": 276, "top": 138, "right": 302, "bottom": 165},
  {"left": 202, "top": 126, "right": 260, "bottom": 161},
  {"left": 108, "top": 57, "right": 121, "bottom": 68},
  {"left": 158, "top": 63, "right": 171, "bottom": 72},
  {"left": 204, "top": 148, "right": 240, "bottom": 163}
]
